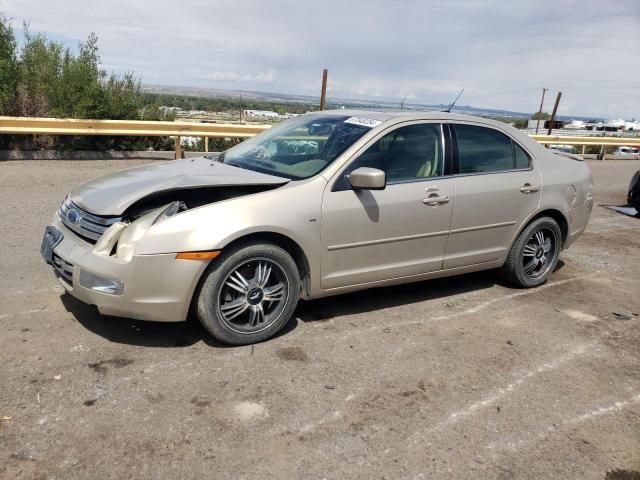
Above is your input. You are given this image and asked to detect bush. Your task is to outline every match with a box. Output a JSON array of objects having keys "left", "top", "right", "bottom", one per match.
[
  {"left": 0, "top": 14, "right": 17, "bottom": 115},
  {"left": 575, "top": 145, "right": 617, "bottom": 155},
  {"left": 0, "top": 17, "right": 178, "bottom": 150},
  {"left": 531, "top": 112, "right": 551, "bottom": 120},
  {"left": 0, "top": 15, "right": 302, "bottom": 152}
]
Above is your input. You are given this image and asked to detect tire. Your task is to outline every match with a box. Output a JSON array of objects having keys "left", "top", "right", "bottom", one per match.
[
  {"left": 628, "top": 170, "right": 640, "bottom": 211},
  {"left": 501, "top": 217, "right": 562, "bottom": 288},
  {"left": 196, "top": 242, "right": 300, "bottom": 345}
]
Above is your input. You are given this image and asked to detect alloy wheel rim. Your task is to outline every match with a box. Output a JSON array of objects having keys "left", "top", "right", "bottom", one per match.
[
  {"left": 217, "top": 258, "right": 288, "bottom": 334},
  {"left": 522, "top": 227, "right": 557, "bottom": 280}
]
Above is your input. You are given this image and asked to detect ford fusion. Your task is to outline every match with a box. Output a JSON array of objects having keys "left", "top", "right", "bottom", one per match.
[{"left": 42, "top": 111, "right": 593, "bottom": 344}]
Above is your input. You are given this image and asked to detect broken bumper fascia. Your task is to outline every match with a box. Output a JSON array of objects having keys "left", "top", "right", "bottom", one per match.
[{"left": 46, "top": 216, "right": 208, "bottom": 322}]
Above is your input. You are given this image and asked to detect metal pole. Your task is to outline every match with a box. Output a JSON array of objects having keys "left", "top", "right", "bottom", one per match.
[
  {"left": 320, "top": 69, "right": 328, "bottom": 111},
  {"left": 535, "top": 88, "right": 547, "bottom": 134},
  {"left": 204, "top": 136, "right": 209, "bottom": 153},
  {"left": 547, "top": 91, "right": 562, "bottom": 135},
  {"left": 175, "top": 136, "right": 182, "bottom": 160}
]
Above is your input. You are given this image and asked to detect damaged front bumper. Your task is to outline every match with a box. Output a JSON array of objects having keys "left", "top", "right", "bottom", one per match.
[{"left": 41, "top": 215, "right": 208, "bottom": 322}]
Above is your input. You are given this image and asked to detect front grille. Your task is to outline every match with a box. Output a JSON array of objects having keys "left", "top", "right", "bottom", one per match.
[
  {"left": 52, "top": 253, "right": 74, "bottom": 283},
  {"left": 58, "top": 197, "right": 121, "bottom": 243}
]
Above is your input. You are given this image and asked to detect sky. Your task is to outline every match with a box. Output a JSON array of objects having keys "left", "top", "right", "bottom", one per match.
[{"left": 2, "top": 0, "right": 638, "bottom": 119}]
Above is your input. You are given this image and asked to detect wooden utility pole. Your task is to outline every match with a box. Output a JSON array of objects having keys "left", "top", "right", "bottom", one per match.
[
  {"left": 319, "top": 69, "right": 328, "bottom": 110},
  {"left": 174, "top": 136, "right": 182, "bottom": 160},
  {"left": 547, "top": 91, "right": 562, "bottom": 135},
  {"left": 535, "top": 87, "right": 548, "bottom": 134}
]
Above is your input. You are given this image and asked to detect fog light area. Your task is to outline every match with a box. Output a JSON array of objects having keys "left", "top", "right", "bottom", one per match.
[{"left": 79, "top": 270, "right": 124, "bottom": 295}]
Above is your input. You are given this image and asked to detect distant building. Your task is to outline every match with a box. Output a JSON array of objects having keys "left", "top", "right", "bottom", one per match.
[
  {"left": 622, "top": 121, "right": 640, "bottom": 131},
  {"left": 564, "top": 120, "right": 587, "bottom": 129},
  {"left": 243, "top": 110, "right": 280, "bottom": 118},
  {"left": 160, "top": 106, "right": 183, "bottom": 113},
  {"left": 585, "top": 120, "right": 640, "bottom": 132}
]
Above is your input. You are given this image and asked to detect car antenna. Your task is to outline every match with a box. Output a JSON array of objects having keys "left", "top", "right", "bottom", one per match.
[{"left": 444, "top": 88, "right": 464, "bottom": 113}]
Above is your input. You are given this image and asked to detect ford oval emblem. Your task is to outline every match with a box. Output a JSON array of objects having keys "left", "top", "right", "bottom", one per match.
[{"left": 66, "top": 208, "right": 80, "bottom": 225}]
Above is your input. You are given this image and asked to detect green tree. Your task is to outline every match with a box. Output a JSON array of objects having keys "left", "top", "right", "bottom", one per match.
[
  {"left": 53, "top": 32, "right": 103, "bottom": 118},
  {"left": 0, "top": 14, "right": 18, "bottom": 114},
  {"left": 531, "top": 111, "right": 551, "bottom": 120},
  {"left": 15, "top": 25, "right": 64, "bottom": 117},
  {"left": 98, "top": 72, "right": 142, "bottom": 119},
  {"left": 7, "top": 26, "right": 150, "bottom": 149}
]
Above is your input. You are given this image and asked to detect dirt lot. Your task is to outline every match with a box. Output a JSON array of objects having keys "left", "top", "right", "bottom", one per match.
[{"left": 1, "top": 159, "right": 639, "bottom": 480}]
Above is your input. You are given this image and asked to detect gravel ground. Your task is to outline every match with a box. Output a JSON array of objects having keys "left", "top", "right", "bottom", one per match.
[{"left": 1, "top": 159, "right": 639, "bottom": 480}]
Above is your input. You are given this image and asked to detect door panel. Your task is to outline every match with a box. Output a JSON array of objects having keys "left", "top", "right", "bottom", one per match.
[
  {"left": 444, "top": 170, "right": 540, "bottom": 268},
  {"left": 443, "top": 122, "right": 541, "bottom": 268},
  {"left": 321, "top": 180, "right": 454, "bottom": 289}
]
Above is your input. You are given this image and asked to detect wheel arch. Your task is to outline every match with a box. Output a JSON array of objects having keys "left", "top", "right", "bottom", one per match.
[
  {"left": 514, "top": 208, "right": 569, "bottom": 249},
  {"left": 501, "top": 209, "right": 566, "bottom": 288},
  {"left": 216, "top": 231, "right": 311, "bottom": 296},
  {"left": 187, "top": 230, "right": 312, "bottom": 322}
]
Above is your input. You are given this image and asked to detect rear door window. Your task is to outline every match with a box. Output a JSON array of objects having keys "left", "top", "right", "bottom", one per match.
[
  {"left": 454, "top": 124, "right": 530, "bottom": 174},
  {"left": 513, "top": 142, "right": 531, "bottom": 169}
]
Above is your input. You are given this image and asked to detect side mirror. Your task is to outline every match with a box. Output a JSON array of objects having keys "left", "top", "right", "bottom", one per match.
[{"left": 347, "top": 167, "right": 386, "bottom": 190}]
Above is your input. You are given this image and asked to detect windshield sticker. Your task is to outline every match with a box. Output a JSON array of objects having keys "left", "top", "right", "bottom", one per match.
[{"left": 344, "top": 117, "right": 382, "bottom": 128}]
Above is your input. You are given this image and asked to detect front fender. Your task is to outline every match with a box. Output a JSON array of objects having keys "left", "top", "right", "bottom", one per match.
[{"left": 133, "top": 177, "right": 325, "bottom": 260}]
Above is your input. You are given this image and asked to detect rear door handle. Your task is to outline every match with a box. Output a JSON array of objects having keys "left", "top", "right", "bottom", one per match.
[
  {"left": 520, "top": 183, "right": 540, "bottom": 194},
  {"left": 423, "top": 195, "right": 450, "bottom": 206}
]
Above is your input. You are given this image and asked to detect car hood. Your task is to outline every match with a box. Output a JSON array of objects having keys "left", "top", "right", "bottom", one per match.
[{"left": 70, "top": 157, "right": 290, "bottom": 215}]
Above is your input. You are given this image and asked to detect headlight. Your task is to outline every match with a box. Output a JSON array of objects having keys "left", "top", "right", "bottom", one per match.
[{"left": 152, "top": 201, "right": 184, "bottom": 225}]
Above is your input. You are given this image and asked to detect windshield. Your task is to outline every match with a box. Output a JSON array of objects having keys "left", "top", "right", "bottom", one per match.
[{"left": 218, "top": 114, "right": 374, "bottom": 180}]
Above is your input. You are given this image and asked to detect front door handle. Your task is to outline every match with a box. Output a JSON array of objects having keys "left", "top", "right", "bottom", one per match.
[
  {"left": 423, "top": 195, "right": 450, "bottom": 206},
  {"left": 520, "top": 183, "right": 540, "bottom": 194}
]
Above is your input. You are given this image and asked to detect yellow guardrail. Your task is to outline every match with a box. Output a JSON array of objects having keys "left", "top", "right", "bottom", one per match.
[
  {"left": 1, "top": 116, "right": 639, "bottom": 159},
  {"left": 0, "top": 116, "right": 271, "bottom": 136},
  {"left": 530, "top": 134, "right": 640, "bottom": 147},
  {"left": 0, "top": 116, "right": 271, "bottom": 158}
]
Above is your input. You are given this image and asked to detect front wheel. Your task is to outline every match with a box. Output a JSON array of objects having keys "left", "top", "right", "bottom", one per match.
[
  {"left": 196, "top": 242, "right": 300, "bottom": 345},
  {"left": 501, "top": 217, "right": 562, "bottom": 288}
]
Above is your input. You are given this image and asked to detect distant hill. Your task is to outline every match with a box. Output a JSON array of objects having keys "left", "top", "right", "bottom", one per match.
[{"left": 141, "top": 84, "right": 600, "bottom": 122}]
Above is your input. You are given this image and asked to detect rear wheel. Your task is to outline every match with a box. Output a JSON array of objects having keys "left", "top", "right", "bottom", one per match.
[
  {"left": 501, "top": 217, "right": 561, "bottom": 288},
  {"left": 196, "top": 242, "right": 300, "bottom": 345}
]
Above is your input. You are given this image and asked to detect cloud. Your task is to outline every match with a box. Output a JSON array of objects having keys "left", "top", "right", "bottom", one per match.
[{"left": 2, "top": 0, "right": 639, "bottom": 118}]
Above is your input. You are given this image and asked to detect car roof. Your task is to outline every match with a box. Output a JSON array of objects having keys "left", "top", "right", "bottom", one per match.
[
  {"left": 315, "top": 109, "right": 506, "bottom": 127},
  {"left": 314, "top": 108, "right": 548, "bottom": 158}
]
